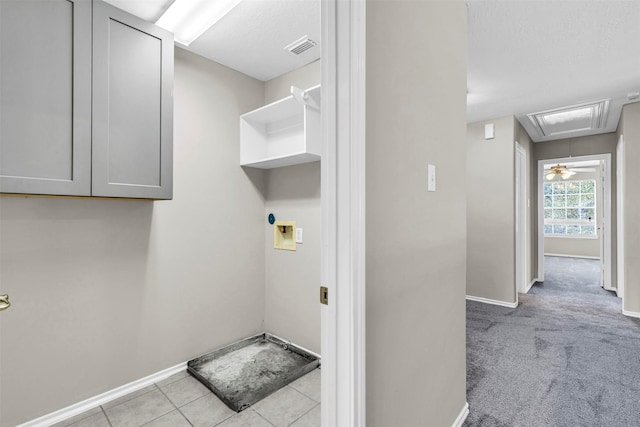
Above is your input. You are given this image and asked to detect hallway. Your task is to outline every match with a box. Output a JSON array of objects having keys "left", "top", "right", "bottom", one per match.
[{"left": 464, "top": 256, "right": 640, "bottom": 426}]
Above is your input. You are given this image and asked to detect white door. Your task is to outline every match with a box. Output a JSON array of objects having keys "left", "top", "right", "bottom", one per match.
[
  {"left": 600, "top": 159, "right": 615, "bottom": 291},
  {"left": 515, "top": 143, "right": 527, "bottom": 294},
  {"left": 599, "top": 160, "right": 606, "bottom": 288},
  {"left": 616, "top": 136, "right": 625, "bottom": 299}
]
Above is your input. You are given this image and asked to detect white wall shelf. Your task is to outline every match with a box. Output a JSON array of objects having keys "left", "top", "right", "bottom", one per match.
[{"left": 240, "top": 85, "right": 321, "bottom": 169}]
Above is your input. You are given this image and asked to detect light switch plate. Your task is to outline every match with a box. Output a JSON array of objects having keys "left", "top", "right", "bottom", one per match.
[
  {"left": 428, "top": 164, "right": 436, "bottom": 192},
  {"left": 296, "top": 228, "right": 303, "bottom": 244},
  {"left": 484, "top": 123, "right": 495, "bottom": 139}
]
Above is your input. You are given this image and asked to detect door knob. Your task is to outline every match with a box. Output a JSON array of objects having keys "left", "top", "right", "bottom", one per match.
[{"left": 0, "top": 294, "right": 10, "bottom": 312}]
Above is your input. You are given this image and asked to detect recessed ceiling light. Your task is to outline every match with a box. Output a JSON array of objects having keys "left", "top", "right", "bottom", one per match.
[
  {"left": 527, "top": 99, "right": 610, "bottom": 137},
  {"left": 156, "top": 0, "right": 242, "bottom": 46}
]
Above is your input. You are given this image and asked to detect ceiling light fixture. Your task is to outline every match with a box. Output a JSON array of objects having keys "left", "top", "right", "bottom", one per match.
[
  {"left": 156, "top": 0, "right": 243, "bottom": 46},
  {"left": 545, "top": 164, "right": 576, "bottom": 181}
]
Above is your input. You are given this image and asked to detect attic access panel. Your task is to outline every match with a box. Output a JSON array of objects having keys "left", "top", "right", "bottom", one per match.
[{"left": 527, "top": 99, "right": 610, "bottom": 138}]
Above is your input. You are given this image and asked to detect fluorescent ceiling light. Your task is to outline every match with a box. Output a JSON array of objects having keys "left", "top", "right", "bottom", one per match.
[{"left": 156, "top": 0, "right": 243, "bottom": 46}]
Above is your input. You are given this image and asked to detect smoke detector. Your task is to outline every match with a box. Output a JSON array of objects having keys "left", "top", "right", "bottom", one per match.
[{"left": 284, "top": 36, "right": 317, "bottom": 56}]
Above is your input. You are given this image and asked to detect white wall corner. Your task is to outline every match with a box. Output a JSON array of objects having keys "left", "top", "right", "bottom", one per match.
[
  {"left": 466, "top": 295, "right": 518, "bottom": 309},
  {"left": 452, "top": 402, "right": 470, "bottom": 427}
]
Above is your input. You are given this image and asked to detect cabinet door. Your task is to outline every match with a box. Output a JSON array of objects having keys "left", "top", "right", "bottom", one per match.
[
  {"left": 0, "top": 0, "right": 92, "bottom": 196},
  {"left": 92, "top": 1, "right": 174, "bottom": 199}
]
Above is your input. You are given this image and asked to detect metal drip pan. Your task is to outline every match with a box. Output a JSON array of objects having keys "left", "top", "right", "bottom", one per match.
[{"left": 187, "top": 333, "right": 319, "bottom": 412}]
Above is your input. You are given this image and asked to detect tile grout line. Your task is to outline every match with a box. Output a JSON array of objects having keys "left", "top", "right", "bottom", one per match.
[
  {"left": 287, "top": 402, "right": 320, "bottom": 426},
  {"left": 155, "top": 371, "right": 190, "bottom": 388},
  {"left": 100, "top": 406, "right": 114, "bottom": 427},
  {"left": 251, "top": 408, "right": 277, "bottom": 427},
  {"left": 158, "top": 376, "right": 213, "bottom": 409},
  {"left": 250, "top": 383, "right": 319, "bottom": 427},
  {"left": 288, "top": 369, "right": 321, "bottom": 403},
  {"left": 287, "top": 384, "right": 320, "bottom": 404},
  {"left": 201, "top": 397, "right": 235, "bottom": 427},
  {"left": 102, "top": 384, "right": 159, "bottom": 412},
  {"left": 54, "top": 407, "right": 100, "bottom": 427},
  {"left": 172, "top": 404, "right": 195, "bottom": 427},
  {"left": 152, "top": 384, "right": 195, "bottom": 427},
  {"left": 288, "top": 384, "right": 320, "bottom": 404}
]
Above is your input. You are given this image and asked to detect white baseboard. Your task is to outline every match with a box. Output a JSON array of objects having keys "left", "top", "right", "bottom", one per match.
[
  {"left": 622, "top": 309, "right": 640, "bottom": 319},
  {"left": 544, "top": 253, "right": 600, "bottom": 260},
  {"left": 525, "top": 278, "right": 539, "bottom": 293},
  {"left": 451, "top": 402, "right": 469, "bottom": 427},
  {"left": 466, "top": 295, "right": 518, "bottom": 308},
  {"left": 18, "top": 362, "right": 187, "bottom": 427}
]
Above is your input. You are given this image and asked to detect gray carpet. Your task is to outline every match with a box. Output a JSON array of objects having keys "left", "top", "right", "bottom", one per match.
[{"left": 464, "top": 256, "right": 640, "bottom": 426}]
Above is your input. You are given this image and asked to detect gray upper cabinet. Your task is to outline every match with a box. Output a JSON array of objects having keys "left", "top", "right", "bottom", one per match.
[
  {"left": 0, "top": 0, "right": 173, "bottom": 200},
  {"left": 0, "top": 0, "right": 92, "bottom": 196},
  {"left": 92, "top": 1, "right": 173, "bottom": 199}
]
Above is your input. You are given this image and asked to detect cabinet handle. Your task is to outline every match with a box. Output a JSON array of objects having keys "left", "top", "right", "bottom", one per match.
[{"left": 0, "top": 294, "right": 10, "bottom": 312}]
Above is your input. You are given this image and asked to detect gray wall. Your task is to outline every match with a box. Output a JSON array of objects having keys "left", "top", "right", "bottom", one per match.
[
  {"left": 467, "top": 116, "right": 518, "bottom": 304},
  {"left": 0, "top": 48, "right": 267, "bottom": 426},
  {"left": 366, "top": 1, "right": 468, "bottom": 425},
  {"left": 264, "top": 60, "right": 320, "bottom": 104},
  {"left": 264, "top": 163, "right": 321, "bottom": 353},
  {"left": 618, "top": 102, "right": 640, "bottom": 312},
  {"left": 262, "top": 61, "right": 321, "bottom": 353},
  {"left": 545, "top": 237, "right": 599, "bottom": 258},
  {"left": 533, "top": 133, "right": 617, "bottom": 287}
]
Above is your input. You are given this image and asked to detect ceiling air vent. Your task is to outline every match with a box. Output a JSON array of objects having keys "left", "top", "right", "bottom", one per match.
[
  {"left": 285, "top": 36, "right": 316, "bottom": 56},
  {"left": 527, "top": 99, "right": 610, "bottom": 138}
]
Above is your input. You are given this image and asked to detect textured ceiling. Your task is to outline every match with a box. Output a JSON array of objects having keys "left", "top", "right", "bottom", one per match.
[
  {"left": 105, "top": 0, "right": 638, "bottom": 141},
  {"left": 187, "top": 0, "right": 320, "bottom": 81},
  {"left": 467, "top": 0, "right": 640, "bottom": 141},
  {"left": 104, "top": 0, "right": 320, "bottom": 82}
]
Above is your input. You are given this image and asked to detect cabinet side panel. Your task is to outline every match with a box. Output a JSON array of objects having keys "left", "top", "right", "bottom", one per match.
[
  {"left": 0, "top": 0, "right": 91, "bottom": 195},
  {"left": 106, "top": 20, "right": 162, "bottom": 186}
]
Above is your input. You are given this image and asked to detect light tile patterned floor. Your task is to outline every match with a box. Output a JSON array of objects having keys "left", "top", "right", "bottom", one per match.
[{"left": 52, "top": 368, "right": 320, "bottom": 427}]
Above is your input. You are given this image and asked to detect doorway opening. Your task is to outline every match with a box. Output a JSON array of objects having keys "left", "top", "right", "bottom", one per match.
[{"left": 536, "top": 154, "right": 614, "bottom": 296}]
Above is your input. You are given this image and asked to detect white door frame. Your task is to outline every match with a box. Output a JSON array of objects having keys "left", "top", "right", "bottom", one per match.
[
  {"left": 536, "top": 154, "right": 612, "bottom": 289},
  {"left": 616, "top": 135, "right": 625, "bottom": 300},
  {"left": 515, "top": 142, "right": 528, "bottom": 295},
  {"left": 320, "top": 0, "right": 366, "bottom": 426}
]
